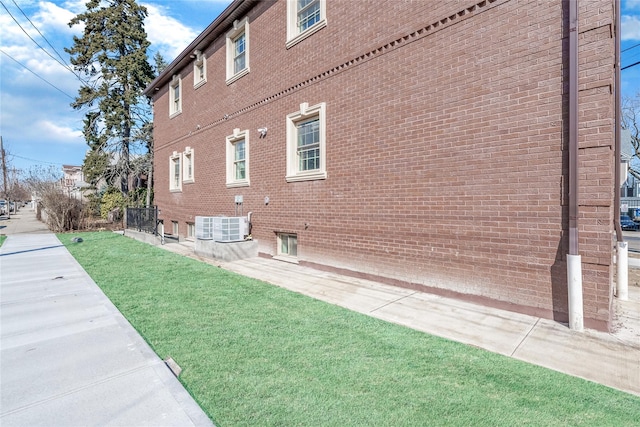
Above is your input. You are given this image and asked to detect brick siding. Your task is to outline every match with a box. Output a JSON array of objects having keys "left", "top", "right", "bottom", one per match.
[{"left": 150, "top": 0, "right": 616, "bottom": 330}]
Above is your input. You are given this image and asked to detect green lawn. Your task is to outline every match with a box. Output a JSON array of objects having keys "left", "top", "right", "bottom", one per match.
[
  {"left": 61, "top": 232, "right": 640, "bottom": 426},
  {"left": 0, "top": 235, "right": 6, "bottom": 246}
]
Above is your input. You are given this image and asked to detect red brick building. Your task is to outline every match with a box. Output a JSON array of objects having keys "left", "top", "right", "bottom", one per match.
[{"left": 145, "top": 0, "right": 619, "bottom": 330}]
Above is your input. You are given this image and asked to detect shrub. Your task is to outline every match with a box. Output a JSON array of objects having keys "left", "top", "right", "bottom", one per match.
[{"left": 100, "top": 188, "right": 126, "bottom": 221}]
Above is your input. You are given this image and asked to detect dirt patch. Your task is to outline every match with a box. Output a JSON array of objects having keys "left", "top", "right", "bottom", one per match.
[
  {"left": 627, "top": 267, "right": 640, "bottom": 287},
  {"left": 626, "top": 255, "right": 640, "bottom": 288}
]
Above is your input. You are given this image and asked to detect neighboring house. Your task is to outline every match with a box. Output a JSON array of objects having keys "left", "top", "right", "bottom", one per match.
[
  {"left": 621, "top": 128, "right": 636, "bottom": 196},
  {"left": 145, "top": 0, "right": 618, "bottom": 330},
  {"left": 61, "top": 165, "right": 88, "bottom": 201}
]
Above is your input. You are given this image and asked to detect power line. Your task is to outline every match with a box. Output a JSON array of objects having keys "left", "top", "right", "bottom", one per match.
[
  {"left": 0, "top": 0, "right": 85, "bottom": 84},
  {"left": 622, "top": 60, "right": 640, "bottom": 71},
  {"left": 10, "top": 0, "right": 69, "bottom": 67},
  {"left": 11, "top": 154, "right": 64, "bottom": 166},
  {"left": 0, "top": 49, "right": 75, "bottom": 99},
  {"left": 622, "top": 43, "right": 640, "bottom": 53}
]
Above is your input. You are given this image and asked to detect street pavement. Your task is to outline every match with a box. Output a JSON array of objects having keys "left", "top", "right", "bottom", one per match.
[
  {"left": 1, "top": 210, "right": 639, "bottom": 427},
  {"left": 0, "top": 211, "right": 214, "bottom": 426}
]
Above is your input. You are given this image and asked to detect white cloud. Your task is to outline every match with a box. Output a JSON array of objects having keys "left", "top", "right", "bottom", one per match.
[
  {"left": 38, "top": 120, "right": 84, "bottom": 143},
  {"left": 34, "top": 1, "right": 82, "bottom": 34},
  {"left": 142, "top": 3, "right": 199, "bottom": 60},
  {"left": 622, "top": 15, "right": 640, "bottom": 40}
]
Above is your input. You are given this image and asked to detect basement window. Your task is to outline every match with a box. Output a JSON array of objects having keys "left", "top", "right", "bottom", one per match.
[{"left": 277, "top": 233, "right": 298, "bottom": 260}]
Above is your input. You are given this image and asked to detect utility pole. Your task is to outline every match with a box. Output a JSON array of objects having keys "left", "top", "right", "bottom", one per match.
[
  {"left": 1, "top": 136, "right": 7, "bottom": 199},
  {"left": 1, "top": 135, "right": 9, "bottom": 218}
]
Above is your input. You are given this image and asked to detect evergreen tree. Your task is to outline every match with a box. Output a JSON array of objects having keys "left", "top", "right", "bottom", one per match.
[
  {"left": 153, "top": 51, "right": 168, "bottom": 75},
  {"left": 66, "top": 0, "right": 155, "bottom": 196}
]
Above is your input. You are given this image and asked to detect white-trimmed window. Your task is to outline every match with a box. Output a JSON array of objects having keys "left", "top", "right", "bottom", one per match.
[
  {"left": 169, "top": 151, "right": 182, "bottom": 192},
  {"left": 187, "top": 222, "right": 195, "bottom": 240},
  {"left": 286, "top": 0, "right": 326, "bottom": 49},
  {"left": 278, "top": 233, "right": 298, "bottom": 258},
  {"left": 169, "top": 75, "right": 182, "bottom": 117},
  {"left": 183, "top": 147, "right": 194, "bottom": 183},
  {"left": 172, "top": 221, "right": 179, "bottom": 235},
  {"left": 193, "top": 50, "right": 207, "bottom": 88},
  {"left": 286, "top": 102, "right": 326, "bottom": 182},
  {"left": 226, "top": 18, "right": 250, "bottom": 84},
  {"left": 226, "top": 128, "right": 250, "bottom": 187}
]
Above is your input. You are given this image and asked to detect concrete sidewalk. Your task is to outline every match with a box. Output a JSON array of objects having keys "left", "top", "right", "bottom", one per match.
[
  {"left": 0, "top": 213, "right": 214, "bottom": 426},
  {"left": 159, "top": 238, "right": 640, "bottom": 397}
]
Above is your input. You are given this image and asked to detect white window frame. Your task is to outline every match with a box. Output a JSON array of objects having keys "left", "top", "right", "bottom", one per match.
[
  {"left": 183, "top": 146, "right": 194, "bottom": 183},
  {"left": 172, "top": 221, "right": 179, "bottom": 236},
  {"left": 187, "top": 222, "right": 195, "bottom": 240},
  {"left": 286, "top": 0, "right": 326, "bottom": 49},
  {"left": 169, "top": 75, "right": 182, "bottom": 117},
  {"left": 286, "top": 102, "right": 326, "bottom": 182},
  {"left": 226, "top": 18, "right": 250, "bottom": 85},
  {"left": 276, "top": 233, "right": 298, "bottom": 262},
  {"left": 226, "top": 128, "right": 250, "bottom": 188},
  {"left": 169, "top": 151, "right": 182, "bottom": 192},
  {"left": 193, "top": 50, "right": 207, "bottom": 88}
]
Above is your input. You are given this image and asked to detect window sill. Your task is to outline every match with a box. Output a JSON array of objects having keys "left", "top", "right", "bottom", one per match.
[
  {"left": 169, "top": 110, "right": 182, "bottom": 119},
  {"left": 183, "top": 179, "right": 195, "bottom": 184},
  {"left": 286, "top": 20, "right": 327, "bottom": 49},
  {"left": 286, "top": 170, "right": 326, "bottom": 182},
  {"left": 226, "top": 67, "right": 250, "bottom": 85},
  {"left": 226, "top": 180, "right": 250, "bottom": 188},
  {"left": 193, "top": 79, "right": 207, "bottom": 90},
  {"left": 170, "top": 188, "right": 182, "bottom": 193}
]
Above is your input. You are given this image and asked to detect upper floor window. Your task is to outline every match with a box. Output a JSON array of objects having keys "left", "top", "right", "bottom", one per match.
[
  {"left": 233, "top": 33, "right": 246, "bottom": 73},
  {"left": 226, "top": 18, "right": 250, "bottom": 84},
  {"left": 298, "top": 0, "right": 321, "bottom": 31},
  {"left": 226, "top": 128, "right": 250, "bottom": 188},
  {"left": 286, "top": 102, "right": 327, "bottom": 182},
  {"left": 193, "top": 50, "right": 207, "bottom": 88},
  {"left": 183, "top": 147, "right": 194, "bottom": 183},
  {"left": 286, "top": 0, "right": 326, "bottom": 49},
  {"left": 170, "top": 151, "right": 182, "bottom": 192},
  {"left": 169, "top": 75, "right": 182, "bottom": 117}
]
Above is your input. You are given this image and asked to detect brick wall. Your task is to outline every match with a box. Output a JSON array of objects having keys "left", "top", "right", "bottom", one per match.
[{"left": 150, "top": 0, "right": 616, "bottom": 330}]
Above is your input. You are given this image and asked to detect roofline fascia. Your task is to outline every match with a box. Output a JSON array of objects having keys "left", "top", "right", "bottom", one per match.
[{"left": 143, "top": 0, "right": 252, "bottom": 97}]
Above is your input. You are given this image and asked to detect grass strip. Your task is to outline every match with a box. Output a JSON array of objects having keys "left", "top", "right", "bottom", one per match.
[{"left": 61, "top": 231, "right": 640, "bottom": 426}]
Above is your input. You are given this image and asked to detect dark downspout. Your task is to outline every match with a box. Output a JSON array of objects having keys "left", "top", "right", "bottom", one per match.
[
  {"left": 569, "top": 0, "right": 579, "bottom": 256},
  {"left": 614, "top": 0, "right": 623, "bottom": 242},
  {"left": 614, "top": 0, "right": 629, "bottom": 301},
  {"left": 567, "top": 0, "right": 584, "bottom": 331}
]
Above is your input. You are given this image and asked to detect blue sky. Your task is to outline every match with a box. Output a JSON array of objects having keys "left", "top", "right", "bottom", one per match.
[
  {"left": 0, "top": 0, "right": 233, "bottom": 174},
  {"left": 1, "top": 0, "right": 640, "bottom": 175}
]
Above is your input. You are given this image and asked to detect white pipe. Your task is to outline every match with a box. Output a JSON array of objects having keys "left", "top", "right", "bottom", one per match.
[
  {"left": 567, "top": 254, "right": 584, "bottom": 331},
  {"left": 617, "top": 242, "right": 629, "bottom": 300}
]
